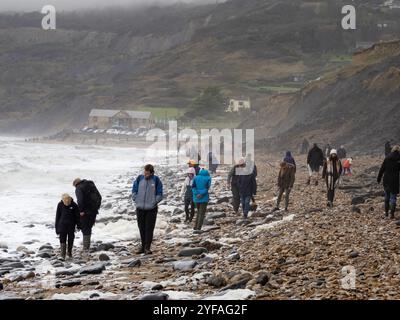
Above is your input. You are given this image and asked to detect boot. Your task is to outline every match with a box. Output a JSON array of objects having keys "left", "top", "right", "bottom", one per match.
[
  {"left": 60, "top": 243, "right": 66, "bottom": 261},
  {"left": 384, "top": 200, "right": 390, "bottom": 218},
  {"left": 82, "top": 235, "right": 91, "bottom": 259},
  {"left": 306, "top": 178, "right": 310, "bottom": 185},
  {"left": 389, "top": 204, "right": 396, "bottom": 220},
  {"left": 67, "top": 245, "right": 73, "bottom": 260},
  {"left": 135, "top": 246, "right": 144, "bottom": 254},
  {"left": 315, "top": 180, "right": 318, "bottom": 186}
]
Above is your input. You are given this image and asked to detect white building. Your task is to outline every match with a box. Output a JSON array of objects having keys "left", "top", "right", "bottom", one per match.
[{"left": 226, "top": 98, "right": 251, "bottom": 112}]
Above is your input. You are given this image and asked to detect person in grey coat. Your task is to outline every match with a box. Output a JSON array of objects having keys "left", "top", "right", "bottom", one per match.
[{"left": 132, "top": 164, "right": 163, "bottom": 255}]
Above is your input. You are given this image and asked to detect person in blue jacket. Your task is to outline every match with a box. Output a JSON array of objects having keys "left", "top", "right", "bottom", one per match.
[
  {"left": 132, "top": 164, "right": 163, "bottom": 255},
  {"left": 192, "top": 168, "right": 212, "bottom": 231}
]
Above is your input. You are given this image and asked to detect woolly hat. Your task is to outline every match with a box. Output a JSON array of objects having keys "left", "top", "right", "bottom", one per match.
[{"left": 330, "top": 149, "right": 337, "bottom": 155}]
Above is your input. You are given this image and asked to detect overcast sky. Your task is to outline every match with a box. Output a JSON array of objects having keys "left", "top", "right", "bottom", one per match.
[{"left": 0, "top": 0, "right": 220, "bottom": 12}]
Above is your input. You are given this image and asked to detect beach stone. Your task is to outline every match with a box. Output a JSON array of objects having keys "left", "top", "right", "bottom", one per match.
[
  {"left": 55, "top": 268, "right": 80, "bottom": 276},
  {"left": 227, "top": 252, "right": 240, "bottom": 261},
  {"left": 208, "top": 212, "right": 227, "bottom": 219},
  {"left": 151, "top": 284, "right": 164, "bottom": 291},
  {"left": 172, "top": 260, "right": 197, "bottom": 271},
  {"left": 37, "top": 251, "right": 53, "bottom": 259},
  {"left": 199, "top": 240, "right": 223, "bottom": 251},
  {"left": 128, "top": 259, "right": 141, "bottom": 268},
  {"left": 173, "top": 208, "right": 184, "bottom": 215},
  {"left": 206, "top": 274, "right": 227, "bottom": 288},
  {"left": 216, "top": 197, "right": 230, "bottom": 204},
  {"left": 352, "top": 206, "right": 362, "bottom": 213},
  {"left": 97, "top": 243, "right": 115, "bottom": 252},
  {"left": 99, "top": 253, "right": 110, "bottom": 261},
  {"left": 170, "top": 217, "right": 181, "bottom": 223},
  {"left": 178, "top": 247, "right": 208, "bottom": 257},
  {"left": 256, "top": 272, "right": 270, "bottom": 286},
  {"left": 203, "top": 218, "right": 215, "bottom": 226},
  {"left": 0, "top": 244, "right": 8, "bottom": 250},
  {"left": 79, "top": 263, "right": 106, "bottom": 275},
  {"left": 222, "top": 273, "right": 253, "bottom": 290},
  {"left": 2, "top": 262, "right": 24, "bottom": 269},
  {"left": 0, "top": 283, "right": 3, "bottom": 290},
  {"left": 139, "top": 293, "right": 169, "bottom": 300},
  {"left": 349, "top": 251, "right": 359, "bottom": 258},
  {"left": 39, "top": 245, "right": 53, "bottom": 251},
  {"left": 56, "top": 280, "right": 82, "bottom": 288},
  {"left": 23, "top": 224, "right": 35, "bottom": 228}
]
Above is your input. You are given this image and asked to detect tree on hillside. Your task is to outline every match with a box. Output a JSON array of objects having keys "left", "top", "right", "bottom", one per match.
[{"left": 190, "top": 87, "right": 226, "bottom": 116}]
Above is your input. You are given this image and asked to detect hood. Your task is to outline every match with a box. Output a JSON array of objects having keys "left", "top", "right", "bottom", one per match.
[
  {"left": 199, "top": 169, "right": 210, "bottom": 177},
  {"left": 387, "top": 151, "right": 400, "bottom": 161}
]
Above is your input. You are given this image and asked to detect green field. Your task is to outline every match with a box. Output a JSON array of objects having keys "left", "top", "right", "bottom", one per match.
[{"left": 135, "top": 106, "right": 185, "bottom": 120}]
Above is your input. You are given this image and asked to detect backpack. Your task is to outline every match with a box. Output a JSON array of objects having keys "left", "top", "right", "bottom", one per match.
[{"left": 83, "top": 180, "right": 102, "bottom": 211}]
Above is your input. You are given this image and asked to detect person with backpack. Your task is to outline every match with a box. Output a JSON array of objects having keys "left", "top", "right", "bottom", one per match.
[
  {"left": 132, "top": 164, "right": 163, "bottom": 254},
  {"left": 274, "top": 161, "right": 296, "bottom": 212},
  {"left": 180, "top": 167, "right": 196, "bottom": 223},
  {"left": 322, "top": 149, "right": 343, "bottom": 208},
  {"left": 73, "top": 178, "right": 102, "bottom": 257},
  {"left": 192, "top": 168, "right": 212, "bottom": 232},
  {"left": 377, "top": 145, "right": 400, "bottom": 219},
  {"left": 55, "top": 194, "right": 81, "bottom": 260},
  {"left": 307, "top": 143, "right": 324, "bottom": 186}
]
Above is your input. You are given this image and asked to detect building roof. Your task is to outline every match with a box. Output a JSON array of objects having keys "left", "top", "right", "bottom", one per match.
[{"left": 89, "top": 109, "right": 152, "bottom": 119}]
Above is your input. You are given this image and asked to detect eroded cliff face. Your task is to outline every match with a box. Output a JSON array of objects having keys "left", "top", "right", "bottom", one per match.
[{"left": 243, "top": 41, "right": 400, "bottom": 152}]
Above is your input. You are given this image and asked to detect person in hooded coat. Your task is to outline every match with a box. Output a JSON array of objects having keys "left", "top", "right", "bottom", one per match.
[
  {"left": 283, "top": 151, "right": 296, "bottom": 168},
  {"left": 192, "top": 169, "right": 212, "bottom": 231},
  {"left": 378, "top": 145, "right": 400, "bottom": 219},
  {"left": 322, "top": 149, "right": 343, "bottom": 208},
  {"left": 274, "top": 161, "right": 296, "bottom": 211},
  {"left": 307, "top": 143, "right": 324, "bottom": 186},
  {"left": 227, "top": 159, "right": 244, "bottom": 215},
  {"left": 180, "top": 167, "right": 196, "bottom": 222},
  {"left": 55, "top": 194, "right": 81, "bottom": 260}
]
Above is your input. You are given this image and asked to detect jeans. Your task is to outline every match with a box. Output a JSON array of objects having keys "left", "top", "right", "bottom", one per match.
[
  {"left": 137, "top": 208, "right": 158, "bottom": 250},
  {"left": 194, "top": 203, "right": 208, "bottom": 230},
  {"left": 240, "top": 195, "right": 251, "bottom": 218},
  {"left": 277, "top": 187, "right": 291, "bottom": 209},
  {"left": 184, "top": 198, "right": 195, "bottom": 221},
  {"left": 385, "top": 191, "right": 398, "bottom": 205}
]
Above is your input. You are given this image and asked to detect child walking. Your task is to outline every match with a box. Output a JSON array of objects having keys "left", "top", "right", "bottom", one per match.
[
  {"left": 180, "top": 167, "right": 196, "bottom": 223},
  {"left": 55, "top": 194, "right": 81, "bottom": 260}
]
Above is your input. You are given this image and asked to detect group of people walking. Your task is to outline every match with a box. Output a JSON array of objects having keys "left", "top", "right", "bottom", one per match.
[{"left": 54, "top": 140, "right": 399, "bottom": 260}]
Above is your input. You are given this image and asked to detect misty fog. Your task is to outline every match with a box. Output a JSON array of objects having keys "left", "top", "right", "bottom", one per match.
[{"left": 0, "top": 0, "right": 221, "bottom": 12}]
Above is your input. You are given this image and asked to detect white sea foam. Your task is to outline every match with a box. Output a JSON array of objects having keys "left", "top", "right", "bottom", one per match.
[{"left": 0, "top": 139, "right": 168, "bottom": 253}]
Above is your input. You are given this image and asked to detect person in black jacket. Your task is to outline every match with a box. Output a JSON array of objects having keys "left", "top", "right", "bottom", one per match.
[
  {"left": 378, "top": 145, "right": 400, "bottom": 219},
  {"left": 307, "top": 143, "right": 324, "bottom": 186},
  {"left": 237, "top": 162, "right": 257, "bottom": 219},
  {"left": 55, "top": 194, "right": 81, "bottom": 260},
  {"left": 227, "top": 159, "right": 244, "bottom": 215},
  {"left": 73, "top": 178, "right": 102, "bottom": 256},
  {"left": 322, "top": 149, "right": 343, "bottom": 208}
]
